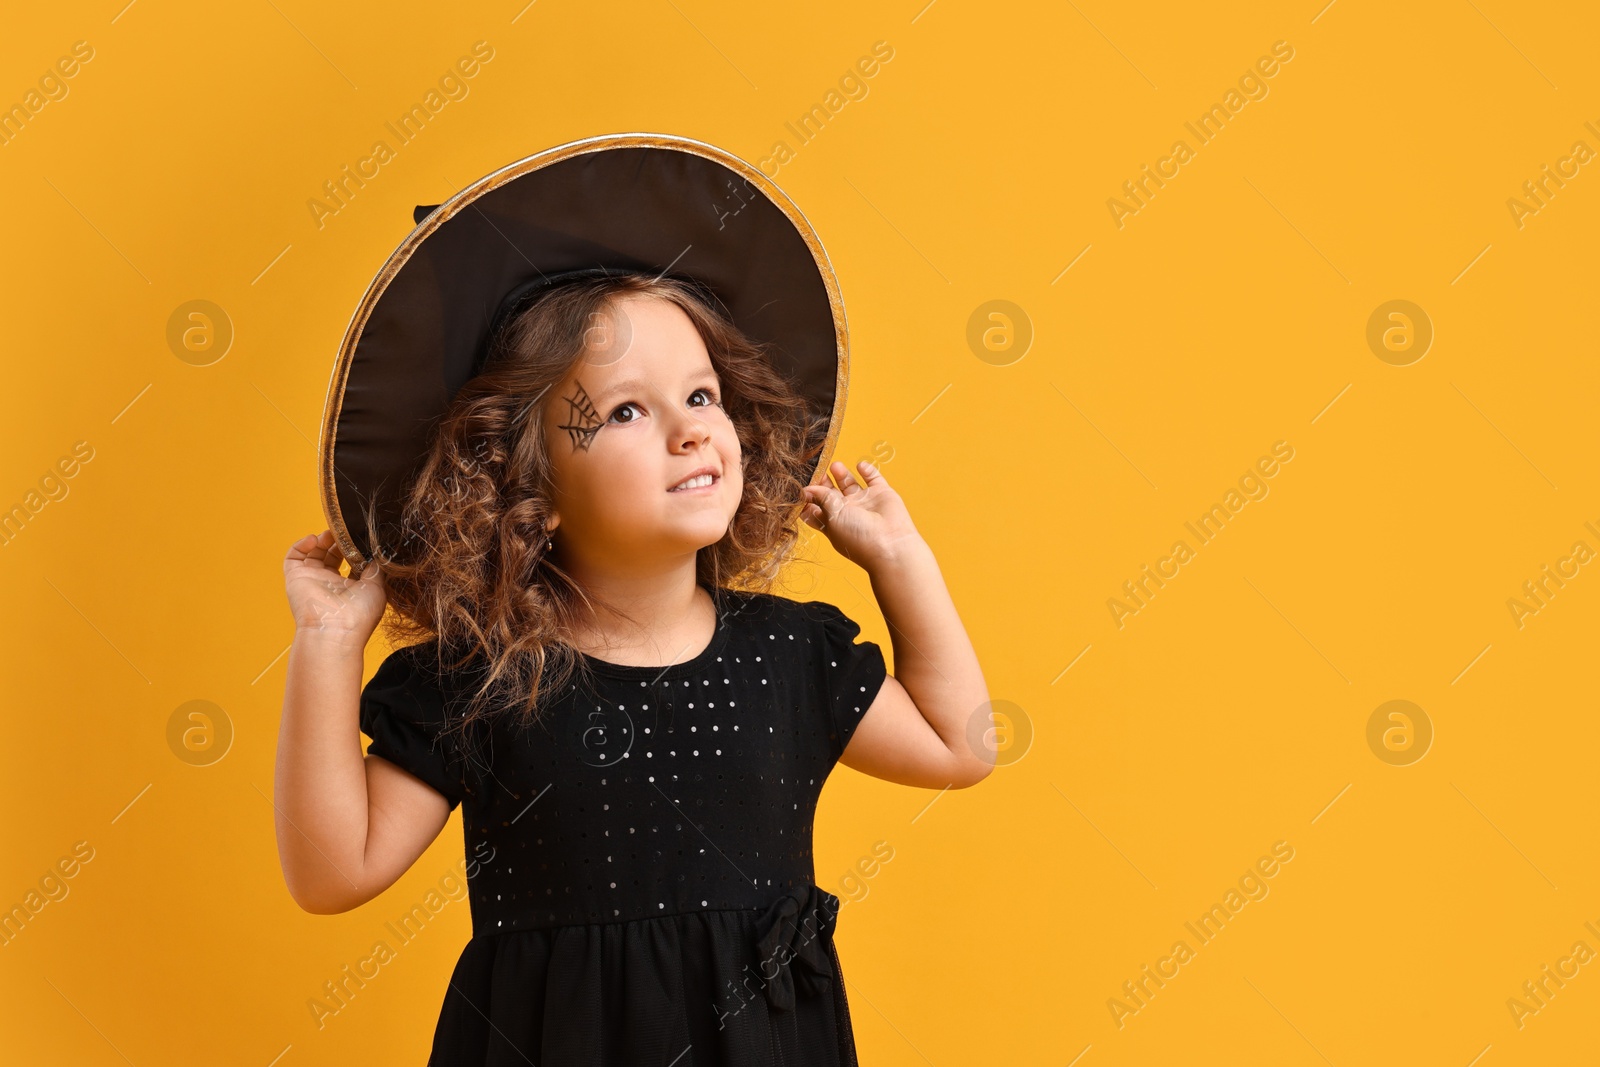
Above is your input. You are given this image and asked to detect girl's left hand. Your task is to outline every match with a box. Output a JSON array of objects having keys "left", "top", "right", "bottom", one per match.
[{"left": 800, "top": 460, "right": 922, "bottom": 570}]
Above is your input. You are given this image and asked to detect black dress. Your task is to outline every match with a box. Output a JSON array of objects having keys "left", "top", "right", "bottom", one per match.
[{"left": 358, "top": 585, "right": 889, "bottom": 1066}]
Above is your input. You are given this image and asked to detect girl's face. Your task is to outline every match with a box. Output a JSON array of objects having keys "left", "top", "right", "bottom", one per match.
[{"left": 541, "top": 293, "right": 743, "bottom": 573}]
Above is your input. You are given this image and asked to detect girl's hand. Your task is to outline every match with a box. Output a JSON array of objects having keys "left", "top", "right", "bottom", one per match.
[
  {"left": 800, "top": 460, "right": 922, "bottom": 571},
  {"left": 283, "top": 529, "right": 387, "bottom": 638}
]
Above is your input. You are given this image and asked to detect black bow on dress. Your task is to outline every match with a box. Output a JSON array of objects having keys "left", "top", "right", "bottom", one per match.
[{"left": 750, "top": 884, "right": 843, "bottom": 1012}]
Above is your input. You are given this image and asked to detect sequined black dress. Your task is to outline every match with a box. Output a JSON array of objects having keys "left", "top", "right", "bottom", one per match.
[{"left": 358, "top": 586, "right": 888, "bottom": 1066}]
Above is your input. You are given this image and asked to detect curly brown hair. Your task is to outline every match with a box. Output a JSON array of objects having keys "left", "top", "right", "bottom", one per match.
[{"left": 356, "top": 269, "right": 827, "bottom": 755}]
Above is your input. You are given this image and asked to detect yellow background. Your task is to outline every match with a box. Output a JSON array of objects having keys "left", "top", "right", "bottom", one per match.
[{"left": 3, "top": 1, "right": 1598, "bottom": 1063}]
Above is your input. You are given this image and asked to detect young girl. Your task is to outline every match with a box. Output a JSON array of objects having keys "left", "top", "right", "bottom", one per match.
[{"left": 276, "top": 269, "right": 992, "bottom": 1065}]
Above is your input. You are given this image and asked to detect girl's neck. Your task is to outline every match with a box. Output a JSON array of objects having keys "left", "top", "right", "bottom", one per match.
[{"left": 566, "top": 574, "right": 718, "bottom": 668}]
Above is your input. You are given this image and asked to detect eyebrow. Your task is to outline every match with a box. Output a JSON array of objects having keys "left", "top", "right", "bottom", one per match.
[{"left": 594, "top": 370, "right": 719, "bottom": 406}]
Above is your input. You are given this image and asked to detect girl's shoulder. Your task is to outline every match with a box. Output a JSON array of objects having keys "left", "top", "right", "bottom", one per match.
[
  {"left": 717, "top": 587, "right": 880, "bottom": 655},
  {"left": 375, "top": 637, "right": 487, "bottom": 691},
  {"left": 721, "top": 586, "right": 868, "bottom": 623},
  {"left": 719, "top": 588, "right": 889, "bottom": 759}
]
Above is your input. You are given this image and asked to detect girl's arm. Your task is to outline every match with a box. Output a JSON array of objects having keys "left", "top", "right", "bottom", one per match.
[
  {"left": 842, "top": 539, "right": 994, "bottom": 788},
  {"left": 274, "top": 531, "right": 452, "bottom": 913},
  {"left": 801, "top": 461, "right": 995, "bottom": 789}
]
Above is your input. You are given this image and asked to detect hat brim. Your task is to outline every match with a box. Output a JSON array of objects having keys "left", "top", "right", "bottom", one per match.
[{"left": 318, "top": 132, "right": 851, "bottom": 568}]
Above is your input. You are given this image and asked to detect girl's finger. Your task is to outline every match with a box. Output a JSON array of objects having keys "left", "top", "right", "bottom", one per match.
[
  {"left": 830, "top": 460, "right": 864, "bottom": 496},
  {"left": 808, "top": 493, "right": 837, "bottom": 529},
  {"left": 285, "top": 533, "right": 315, "bottom": 562},
  {"left": 804, "top": 478, "right": 839, "bottom": 506},
  {"left": 856, "top": 459, "right": 886, "bottom": 487},
  {"left": 324, "top": 538, "right": 349, "bottom": 575}
]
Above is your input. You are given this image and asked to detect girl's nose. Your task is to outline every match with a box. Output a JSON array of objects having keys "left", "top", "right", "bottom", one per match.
[{"left": 669, "top": 408, "right": 713, "bottom": 450}]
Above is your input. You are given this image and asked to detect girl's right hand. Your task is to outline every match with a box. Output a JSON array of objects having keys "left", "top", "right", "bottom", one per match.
[{"left": 283, "top": 529, "right": 387, "bottom": 638}]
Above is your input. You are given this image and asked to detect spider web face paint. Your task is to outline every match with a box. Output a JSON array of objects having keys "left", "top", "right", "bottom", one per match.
[{"left": 557, "top": 379, "right": 604, "bottom": 452}]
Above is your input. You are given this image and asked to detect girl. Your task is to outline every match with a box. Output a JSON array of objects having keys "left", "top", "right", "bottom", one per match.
[{"left": 275, "top": 268, "right": 992, "bottom": 1065}]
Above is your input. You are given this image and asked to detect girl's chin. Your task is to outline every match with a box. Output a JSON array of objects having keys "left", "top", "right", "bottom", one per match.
[{"left": 644, "top": 516, "right": 736, "bottom": 544}]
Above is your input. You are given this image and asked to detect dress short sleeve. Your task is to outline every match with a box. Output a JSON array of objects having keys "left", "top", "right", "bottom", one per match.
[
  {"left": 809, "top": 600, "right": 889, "bottom": 762},
  {"left": 359, "top": 644, "right": 467, "bottom": 811}
]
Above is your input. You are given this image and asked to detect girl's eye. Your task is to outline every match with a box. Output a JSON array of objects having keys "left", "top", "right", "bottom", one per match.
[{"left": 607, "top": 389, "right": 719, "bottom": 425}]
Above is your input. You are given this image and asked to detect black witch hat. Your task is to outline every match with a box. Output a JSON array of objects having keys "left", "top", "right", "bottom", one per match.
[{"left": 317, "top": 132, "right": 852, "bottom": 570}]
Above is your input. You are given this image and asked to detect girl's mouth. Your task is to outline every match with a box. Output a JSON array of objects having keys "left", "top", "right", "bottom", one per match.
[{"left": 669, "top": 473, "right": 719, "bottom": 493}]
